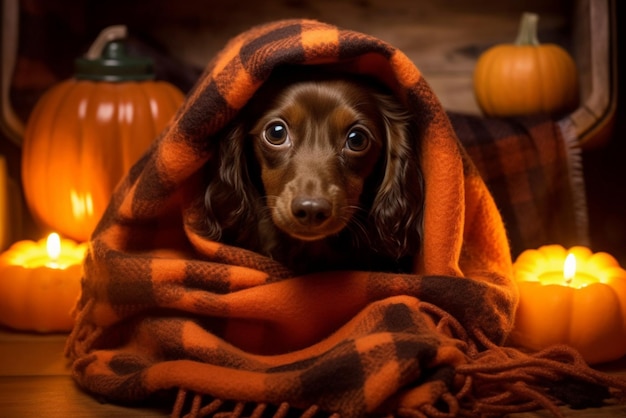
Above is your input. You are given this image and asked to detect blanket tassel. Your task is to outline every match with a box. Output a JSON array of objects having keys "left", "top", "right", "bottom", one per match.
[
  {"left": 417, "top": 302, "right": 626, "bottom": 417},
  {"left": 453, "top": 328, "right": 626, "bottom": 417},
  {"left": 172, "top": 390, "right": 336, "bottom": 418}
]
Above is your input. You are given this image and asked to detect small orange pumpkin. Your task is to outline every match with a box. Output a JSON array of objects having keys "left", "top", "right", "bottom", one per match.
[
  {"left": 22, "top": 26, "right": 184, "bottom": 242},
  {"left": 510, "top": 245, "right": 626, "bottom": 364},
  {"left": 0, "top": 234, "right": 87, "bottom": 332},
  {"left": 473, "top": 12, "right": 579, "bottom": 118}
]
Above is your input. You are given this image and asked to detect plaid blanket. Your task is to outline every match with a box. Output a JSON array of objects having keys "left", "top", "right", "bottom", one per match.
[
  {"left": 65, "top": 19, "right": 625, "bottom": 417},
  {"left": 449, "top": 113, "right": 589, "bottom": 258}
]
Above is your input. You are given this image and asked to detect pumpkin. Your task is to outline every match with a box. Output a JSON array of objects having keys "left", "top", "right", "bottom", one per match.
[
  {"left": 473, "top": 12, "right": 579, "bottom": 118},
  {"left": 21, "top": 26, "right": 184, "bottom": 242},
  {"left": 0, "top": 234, "right": 87, "bottom": 332},
  {"left": 510, "top": 244, "right": 626, "bottom": 365}
]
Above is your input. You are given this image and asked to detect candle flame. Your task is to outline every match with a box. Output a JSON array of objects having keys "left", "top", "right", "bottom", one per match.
[
  {"left": 46, "top": 232, "right": 61, "bottom": 261},
  {"left": 564, "top": 253, "right": 576, "bottom": 284}
]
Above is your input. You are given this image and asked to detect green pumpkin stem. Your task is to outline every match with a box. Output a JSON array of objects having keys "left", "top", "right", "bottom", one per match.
[{"left": 515, "top": 12, "right": 540, "bottom": 46}]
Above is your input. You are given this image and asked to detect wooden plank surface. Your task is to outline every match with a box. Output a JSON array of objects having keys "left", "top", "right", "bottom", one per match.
[
  {"left": 0, "top": 328, "right": 625, "bottom": 417},
  {"left": 0, "top": 376, "right": 170, "bottom": 418},
  {"left": 143, "top": 0, "right": 572, "bottom": 116},
  {"left": 0, "top": 329, "right": 170, "bottom": 417}
]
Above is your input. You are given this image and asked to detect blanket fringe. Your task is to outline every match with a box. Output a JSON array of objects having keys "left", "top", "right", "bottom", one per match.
[
  {"left": 172, "top": 391, "right": 338, "bottom": 418},
  {"left": 455, "top": 329, "right": 626, "bottom": 417},
  {"left": 417, "top": 302, "right": 626, "bottom": 417},
  {"left": 64, "top": 299, "right": 102, "bottom": 360}
]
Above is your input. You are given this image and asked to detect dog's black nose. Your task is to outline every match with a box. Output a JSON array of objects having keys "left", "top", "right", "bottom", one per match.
[{"left": 291, "top": 197, "right": 332, "bottom": 226}]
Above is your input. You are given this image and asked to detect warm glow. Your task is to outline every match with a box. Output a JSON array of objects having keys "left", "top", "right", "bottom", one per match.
[
  {"left": 0, "top": 233, "right": 86, "bottom": 332},
  {"left": 46, "top": 233, "right": 61, "bottom": 261},
  {"left": 563, "top": 253, "right": 576, "bottom": 284},
  {"left": 512, "top": 244, "right": 626, "bottom": 365},
  {"left": 70, "top": 189, "right": 94, "bottom": 220}
]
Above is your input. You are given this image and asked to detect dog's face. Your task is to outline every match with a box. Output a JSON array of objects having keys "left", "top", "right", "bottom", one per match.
[
  {"left": 203, "top": 70, "right": 423, "bottom": 272},
  {"left": 249, "top": 80, "right": 386, "bottom": 241}
]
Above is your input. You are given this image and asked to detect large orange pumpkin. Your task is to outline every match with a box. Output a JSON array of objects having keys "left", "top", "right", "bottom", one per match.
[
  {"left": 473, "top": 12, "right": 579, "bottom": 118},
  {"left": 22, "top": 29, "right": 184, "bottom": 242},
  {"left": 510, "top": 245, "right": 626, "bottom": 365}
]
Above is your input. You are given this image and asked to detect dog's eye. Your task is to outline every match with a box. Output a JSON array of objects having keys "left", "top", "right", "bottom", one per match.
[
  {"left": 264, "top": 122, "right": 290, "bottom": 146},
  {"left": 346, "top": 129, "right": 370, "bottom": 152}
]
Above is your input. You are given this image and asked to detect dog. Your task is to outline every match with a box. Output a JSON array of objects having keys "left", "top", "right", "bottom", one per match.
[{"left": 202, "top": 68, "right": 423, "bottom": 274}]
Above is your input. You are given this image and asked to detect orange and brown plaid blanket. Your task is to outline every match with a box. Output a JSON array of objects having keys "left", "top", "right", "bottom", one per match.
[
  {"left": 66, "top": 19, "right": 625, "bottom": 417},
  {"left": 449, "top": 112, "right": 588, "bottom": 258}
]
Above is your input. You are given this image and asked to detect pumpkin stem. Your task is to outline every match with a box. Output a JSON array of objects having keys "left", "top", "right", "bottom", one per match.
[{"left": 514, "top": 12, "right": 540, "bottom": 46}]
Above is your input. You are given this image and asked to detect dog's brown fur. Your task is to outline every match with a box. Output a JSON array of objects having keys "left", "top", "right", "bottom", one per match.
[{"left": 203, "top": 69, "right": 423, "bottom": 273}]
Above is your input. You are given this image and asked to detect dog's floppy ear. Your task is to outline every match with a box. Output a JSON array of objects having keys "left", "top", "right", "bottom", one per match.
[
  {"left": 204, "top": 125, "right": 261, "bottom": 243},
  {"left": 370, "top": 94, "right": 424, "bottom": 260}
]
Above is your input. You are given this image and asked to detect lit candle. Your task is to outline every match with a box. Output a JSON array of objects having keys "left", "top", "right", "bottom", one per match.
[
  {"left": 0, "top": 233, "right": 87, "bottom": 332},
  {"left": 535, "top": 253, "right": 598, "bottom": 288},
  {"left": 510, "top": 244, "right": 626, "bottom": 364},
  {"left": 13, "top": 232, "right": 85, "bottom": 269}
]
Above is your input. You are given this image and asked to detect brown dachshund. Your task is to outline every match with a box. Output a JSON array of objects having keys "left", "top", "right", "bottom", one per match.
[{"left": 203, "top": 68, "right": 423, "bottom": 273}]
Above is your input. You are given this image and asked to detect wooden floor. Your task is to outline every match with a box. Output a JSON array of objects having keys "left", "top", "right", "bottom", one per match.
[
  {"left": 0, "top": 329, "right": 171, "bottom": 417},
  {"left": 0, "top": 327, "right": 625, "bottom": 417}
]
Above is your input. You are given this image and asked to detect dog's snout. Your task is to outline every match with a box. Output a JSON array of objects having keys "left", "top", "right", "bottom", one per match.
[{"left": 291, "top": 197, "right": 332, "bottom": 226}]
